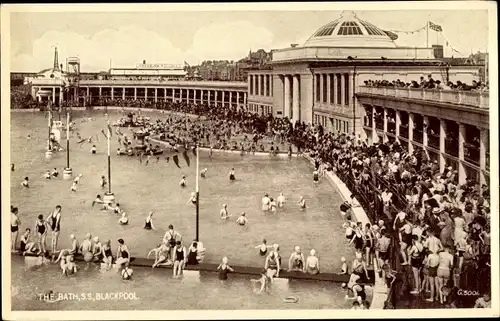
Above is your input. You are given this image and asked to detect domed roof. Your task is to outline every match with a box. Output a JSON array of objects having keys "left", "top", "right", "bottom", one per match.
[{"left": 303, "top": 11, "right": 397, "bottom": 48}]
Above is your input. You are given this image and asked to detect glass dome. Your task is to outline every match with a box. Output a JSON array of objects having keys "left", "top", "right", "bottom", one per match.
[{"left": 304, "top": 11, "right": 397, "bottom": 48}]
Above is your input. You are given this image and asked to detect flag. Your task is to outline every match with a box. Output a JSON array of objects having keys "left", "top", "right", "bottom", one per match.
[
  {"left": 182, "top": 150, "right": 191, "bottom": 167},
  {"left": 172, "top": 155, "right": 181, "bottom": 168},
  {"left": 107, "top": 123, "right": 113, "bottom": 138},
  {"left": 429, "top": 21, "right": 442, "bottom": 32}
]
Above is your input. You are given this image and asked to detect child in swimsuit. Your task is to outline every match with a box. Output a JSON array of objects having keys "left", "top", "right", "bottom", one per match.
[{"left": 236, "top": 212, "right": 248, "bottom": 226}]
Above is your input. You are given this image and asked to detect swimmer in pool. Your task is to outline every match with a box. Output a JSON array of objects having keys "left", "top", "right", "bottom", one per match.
[
  {"left": 11, "top": 164, "right": 15, "bottom": 171},
  {"left": 269, "top": 198, "right": 277, "bottom": 214},
  {"left": 299, "top": 196, "right": 307, "bottom": 210},
  {"left": 70, "top": 181, "right": 78, "bottom": 192},
  {"left": 251, "top": 270, "right": 271, "bottom": 293},
  {"left": 42, "top": 170, "right": 51, "bottom": 179},
  {"left": 229, "top": 168, "right": 236, "bottom": 181},
  {"left": 91, "top": 145, "right": 97, "bottom": 154},
  {"left": 255, "top": 239, "right": 273, "bottom": 257},
  {"left": 119, "top": 212, "right": 129, "bottom": 225},
  {"left": 121, "top": 262, "right": 133, "bottom": 280},
  {"left": 186, "top": 192, "right": 197, "bottom": 205},
  {"left": 179, "top": 176, "right": 186, "bottom": 188},
  {"left": 200, "top": 168, "right": 207, "bottom": 178},
  {"left": 220, "top": 204, "right": 230, "bottom": 220},
  {"left": 51, "top": 168, "right": 59, "bottom": 178},
  {"left": 277, "top": 193, "right": 285, "bottom": 208},
  {"left": 144, "top": 211, "right": 155, "bottom": 230},
  {"left": 22, "top": 177, "right": 29, "bottom": 188},
  {"left": 235, "top": 212, "right": 248, "bottom": 226},
  {"left": 100, "top": 176, "right": 107, "bottom": 189}
]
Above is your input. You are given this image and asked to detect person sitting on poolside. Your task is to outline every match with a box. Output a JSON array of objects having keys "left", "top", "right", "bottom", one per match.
[
  {"left": 101, "top": 240, "right": 113, "bottom": 270},
  {"left": 119, "top": 212, "right": 129, "bottom": 225},
  {"left": 288, "top": 246, "right": 306, "bottom": 272},
  {"left": 305, "top": 249, "right": 320, "bottom": 275},
  {"left": 20, "top": 228, "right": 37, "bottom": 255},
  {"left": 54, "top": 234, "right": 79, "bottom": 264},
  {"left": 152, "top": 241, "right": 171, "bottom": 268}
]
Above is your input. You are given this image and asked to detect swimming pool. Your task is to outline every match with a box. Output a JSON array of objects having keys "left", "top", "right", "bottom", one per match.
[
  {"left": 10, "top": 109, "right": 355, "bottom": 310},
  {"left": 11, "top": 256, "right": 349, "bottom": 310}
]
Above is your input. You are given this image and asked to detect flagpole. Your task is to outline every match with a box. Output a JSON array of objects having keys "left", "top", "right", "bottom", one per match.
[
  {"left": 45, "top": 110, "right": 53, "bottom": 160},
  {"left": 195, "top": 144, "right": 200, "bottom": 241},
  {"left": 426, "top": 21, "right": 429, "bottom": 48},
  {"left": 63, "top": 111, "right": 73, "bottom": 179}
]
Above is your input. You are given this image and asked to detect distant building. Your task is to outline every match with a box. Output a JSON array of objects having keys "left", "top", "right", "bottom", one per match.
[
  {"left": 235, "top": 49, "right": 272, "bottom": 81},
  {"left": 109, "top": 60, "right": 187, "bottom": 81}
]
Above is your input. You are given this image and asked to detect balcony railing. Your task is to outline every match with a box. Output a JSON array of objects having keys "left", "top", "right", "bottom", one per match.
[
  {"left": 413, "top": 129, "right": 423, "bottom": 144},
  {"left": 464, "top": 143, "right": 480, "bottom": 166},
  {"left": 428, "top": 133, "right": 440, "bottom": 149},
  {"left": 400, "top": 125, "right": 409, "bottom": 139},
  {"left": 445, "top": 139, "right": 459, "bottom": 157},
  {"left": 357, "top": 86, "right": 489, "bottom": 109}
]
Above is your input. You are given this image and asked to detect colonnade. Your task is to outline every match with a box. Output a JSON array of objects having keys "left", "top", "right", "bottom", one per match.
[
  {"left": 366, "top": 106, "right": 489, "bottom": 186},
  {"left": 248, "top": 74, "right": 272, "bottom": 97}
]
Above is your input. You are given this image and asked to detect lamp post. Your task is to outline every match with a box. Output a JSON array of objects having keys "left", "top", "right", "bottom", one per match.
[
  {"left": 103, "top": 122, "right": 115, "bottom": 203},
  {"left": 45, "top": 110, "right": 53, "bottom": 160},
  {"left": 195, "top": 144, "right": 200, "bottom": 241},
  {"left": 63, "top": 111, "right": 73, "bottom": 179}
]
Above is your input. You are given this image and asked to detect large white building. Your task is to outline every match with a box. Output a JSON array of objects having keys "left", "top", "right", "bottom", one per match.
[{"left": 247, "top": 11, "right": 489, "bottom": 186}]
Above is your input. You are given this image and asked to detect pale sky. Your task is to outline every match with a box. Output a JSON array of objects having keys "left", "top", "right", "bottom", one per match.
[{"left": 6, "top": 3, "right": 492, "bottom": 72}]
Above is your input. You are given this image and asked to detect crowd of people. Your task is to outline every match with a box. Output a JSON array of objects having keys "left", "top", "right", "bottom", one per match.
[
  {"left": 364, "top": 75, "right": 489, "bottom": 92},
  {"left": 11, "top": 95, "right": 491, "bottom": 309}
]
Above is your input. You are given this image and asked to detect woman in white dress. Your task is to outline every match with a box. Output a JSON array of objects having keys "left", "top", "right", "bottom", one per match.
[{"left": 453, "top": 210, "right": 466, "bottom": 244}]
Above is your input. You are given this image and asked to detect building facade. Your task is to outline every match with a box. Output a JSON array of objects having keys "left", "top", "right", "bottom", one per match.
[{"left": 247, "top": 11, "right": 489, "bottom": 185}]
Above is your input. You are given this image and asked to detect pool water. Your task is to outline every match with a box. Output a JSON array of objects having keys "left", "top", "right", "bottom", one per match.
[
  {"left": 10, "top": 109, "right": 354, "bottom": 309},
  {"left": 11, "top": 256, "right": 349, "bottom": 310}
]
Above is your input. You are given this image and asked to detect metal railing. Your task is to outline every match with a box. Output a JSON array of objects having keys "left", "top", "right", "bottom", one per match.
[
  {"left": 79, "top": 79, "right": 248, "bottom": 88},
  {"left": 358, "top": 86, "right": 489, "bottom": 109}
]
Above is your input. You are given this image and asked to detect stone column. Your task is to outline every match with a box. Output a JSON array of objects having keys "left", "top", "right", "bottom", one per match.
[
  {"left": 52, "top": 87, "right": 56, "bottom": 103},
  {"left": 164, "top": 88, "right": 167, "bottom": 101},
  {"left": 87, "top": 87, "right": 90, "bottom": 97},
  {"left": 292, "top": 75, "right": 300, "bottom": 122},
  {"left": 284, "top": 75, "right": 291, "bottom": 119},
  {"left": 122, "top": 87, "right": 126, "bottom": 100},
  {"left": 236, "top": 92, "right": 240, "bottom": 109},
  {"left": 229, "top": 91, "right": 233, "bottom": 108},
  {"left": 264, "top": 75, "right": 268, "bottom": 96},
  {"left": 395, "top": 110, "right": 401, "bottom": 142},
  {"left": 408, "top": 112, "right": 414, "bottom": 154},
  {"left": 319, "top": 73, "right": 324, "bottom": 103},
  {"left": 423, "top": 116, "right": 429, "bottom": 148},
  {"left": 248, "top": 75, "right": 252, "bottom": 95},
  {"left": 222, "top": 91, "right": 225, "bottom": 106},
  {"left": 98, "top": 87, "right": 102, "bottom": 99},
  {"left": 479, "top": 128, "right": 487, "bottom": 186},
  {"left": 111, "top": 87, "right": 114, "bottom": 100},
  {"left": 371, "top": 107, "right": 377, "bottom": 144},
  {"left": 333, "top": 74, "right": 338, "bottom": 105},
  {"left": 134, "top": 88, "right": 137, "bottom": 100},
  {"left": 144, "top": 88, "right": 148, "bottom": 100},
  {"left": 154, "top": 88, "right": 158, "bottom": 103},
  {"left": 59, "top": 87, "right": 63, "bottom": 104},
  {"left": 383, "top": 108, "right": 388, "bottom": 142},
  {"left": 458, "top": 123, "right": 466, "bottom": 185},
  {"left": 326, "top": 74, "right": 331, "bottom": 104},
  {"left": 341, "top": 74, "right": 346, "bottom": 106},
  {"left": 439, "top": 119, "right": 447, "bottom": 173}
]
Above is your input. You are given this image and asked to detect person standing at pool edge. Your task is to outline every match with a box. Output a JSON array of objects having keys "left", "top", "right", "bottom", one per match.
[
  {"left": 48, "top": 205, "right": 62, "bottom": 261},
  {"left": 11, "top": 207, "right": 21, "bottom": 252}
]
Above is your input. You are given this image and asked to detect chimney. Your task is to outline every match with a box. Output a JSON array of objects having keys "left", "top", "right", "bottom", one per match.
[
  {"left": 53, "top": 47, "right": 59, "bottom": 71},
  {"left": 143, "top": 60, "right": 146, "bottom": 64}
]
